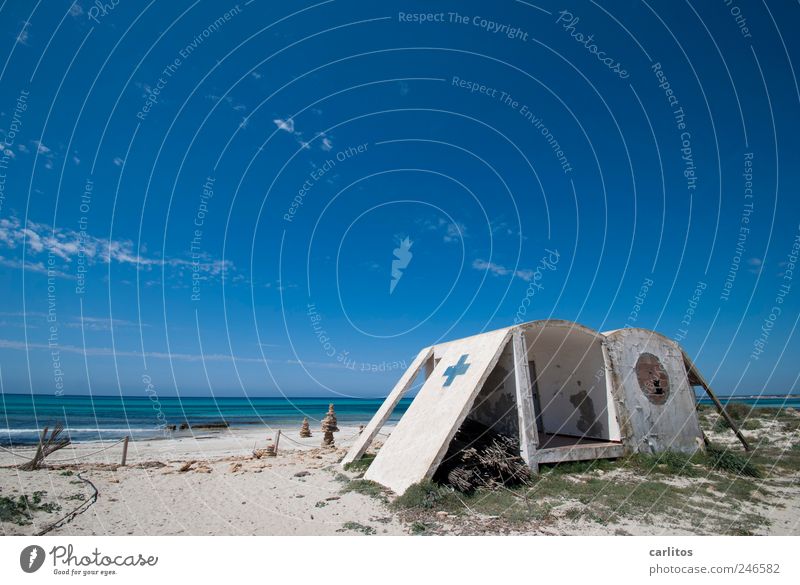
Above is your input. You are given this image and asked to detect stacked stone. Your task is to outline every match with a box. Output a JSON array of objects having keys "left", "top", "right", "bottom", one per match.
[
  {"left": 321, "top": 404, "right": 339, "bottom": 446},
  {"left": 299, "top": 417, "right": 312, "bottom": 438}
]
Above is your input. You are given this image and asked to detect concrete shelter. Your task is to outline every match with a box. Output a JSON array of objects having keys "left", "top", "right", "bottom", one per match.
[{"left": 343, "top": 319, "right": 745, "bottom": 496}]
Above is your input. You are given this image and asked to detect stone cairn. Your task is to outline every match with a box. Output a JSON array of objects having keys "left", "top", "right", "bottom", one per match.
[
  {"left": 299, "top": 417, "right": 312, "bottom": 438},
  {"left": 320, "top": 404, "right": 339, "bottom": 447}
]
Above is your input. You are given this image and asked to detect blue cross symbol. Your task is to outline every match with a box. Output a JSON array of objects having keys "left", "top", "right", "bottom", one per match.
[{"left": 443, "top": 354, "right": 471, "bottom": 387}]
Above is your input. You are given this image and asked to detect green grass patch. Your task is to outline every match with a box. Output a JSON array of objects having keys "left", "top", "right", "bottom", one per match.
[
  {"left": 340, "top": 521, "right": 376, "bottom": 535},
  {"left": 626, "top": 450, "right": 699, "bottom": 477},
  {"left": 741, "top": 419, "right": 761, "bottom": 430},
  {"left": 342, "top": 454, "right": 375, "bottom": 473},
  {"left": 0, "top": 491, "right": 61, "bottom": 525},
  {"left": 341, "top": 479, "right": 388, "bottom": 502},
  {"left": 391, "top": 480, "right": 463, "bottom": 513},
  {"left": 704, "top": 444, "right": 762, "bottom": 478},
  {"left": 544, "top": 459, "right": 615, "bottom": 475},
  {"left": 410, "top": 521, "right": 431, "bottom": 535}
]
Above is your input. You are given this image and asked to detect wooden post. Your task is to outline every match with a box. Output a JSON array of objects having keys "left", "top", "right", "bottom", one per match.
[
  {"left": 121, "top": 435, "right": 130, "bottom": 466},
  {"left": 683, "top": 353, "right": 750, "bottom": 451},
  {"left": 274, "top": 430, "right": 281, "bottom": 455}
]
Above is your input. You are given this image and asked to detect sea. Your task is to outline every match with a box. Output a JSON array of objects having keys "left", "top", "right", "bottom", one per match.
[
  {"left": 0, "top": 393, "right": 412, "bottom": 446},
  {"left": 1, "top": 393, "right": 798, "bottom": 446}
]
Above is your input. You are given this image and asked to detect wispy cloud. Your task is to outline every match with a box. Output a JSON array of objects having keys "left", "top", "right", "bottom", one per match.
[
  {"left": 273, "top": 118, "right": 295, "bottom": 133},
  {"left": 273, "top": 117, "right": 332, "bottom": 152},
  {"left": 0, "top": 216, "right": 233, "bottom": 278},
  {"left": 419, "top": 217, "right": 467, "bottom": 243},
  {"left": 0, "top": 338, "right": 350, "bottom": 369},
  {"left": 472, "top": 258, "right": 534, "bottom": 282},
  {"left": 16, "top": 21, "right": 30, "bottom": 45}
]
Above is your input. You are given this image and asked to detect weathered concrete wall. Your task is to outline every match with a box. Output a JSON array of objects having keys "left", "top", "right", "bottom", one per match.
[
  {"left": 522, "top": 321, "right": 620, "bottom": 441},
  {"left": 466, "top": 341, "right": 518, "bottom": 437},
  {"left": 603, "top": 328, "right": 703, "bottom": 454},
  {"left": 364, "top": 328, "right": 512, "bottom": 495}
]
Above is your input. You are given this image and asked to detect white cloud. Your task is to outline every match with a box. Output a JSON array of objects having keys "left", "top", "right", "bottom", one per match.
[
  {"left": 0, "top": 216, "right": 233, "bottom": 278},
  {"left": 472, "top": 258, "right": 534, "bottom": 282},
  {"left": 0, "top": 338, "right": 349, "bottom": 369},
  {"left": 443, "top": 221, "right": 466, "bottom": 243},
  {"left": 273, "top": 118, "right": 295, "bottom": 133},
  {"left": 113, "top": 156, "right": 124, "bottom": 166},
  {"left": 419, "top": 217, "right": 468, "bottom": 243},
  {"left": 273, "top": 118, "right": 332, "bottom": 152},
  {"left": 16, "top": 26, "right": 29, "bottom": 46}
]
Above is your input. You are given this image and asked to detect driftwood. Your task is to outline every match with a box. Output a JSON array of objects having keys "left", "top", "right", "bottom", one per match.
[
  {"left": 18, "top": 424, "right": 71, "bottom": 471},
  {"left": 435, "top": 419, "right": 531, "bottom": 493}
]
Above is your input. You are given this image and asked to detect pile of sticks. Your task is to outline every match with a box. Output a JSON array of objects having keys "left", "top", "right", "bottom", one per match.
[{"left": 436, "top": 419, "right": 531, "bottom": 493}]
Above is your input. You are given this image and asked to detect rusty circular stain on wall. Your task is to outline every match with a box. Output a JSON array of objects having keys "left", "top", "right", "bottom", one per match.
[{"left": 635, "top": 352, "right": 670, "bottom": 404}]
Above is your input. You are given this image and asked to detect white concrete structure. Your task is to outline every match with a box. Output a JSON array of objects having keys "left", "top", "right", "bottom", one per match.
[{"left": 345, "top": 320, "right": 741, "bottom": 495}]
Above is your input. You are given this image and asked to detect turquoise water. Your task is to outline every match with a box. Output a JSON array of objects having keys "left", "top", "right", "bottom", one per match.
[
  {"left": 696, "top": 396, "right": 800, "bottom": 409},
  {"left": 2, "top": 393, "right": 797, "bottom": 445},
  {"left": 0, "top": 393, "right": 412, "bottom": 445}
]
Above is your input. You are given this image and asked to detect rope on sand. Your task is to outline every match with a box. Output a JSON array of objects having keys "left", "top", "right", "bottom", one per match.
[
  {"left": 46, "top": 439, "right": 126, "bottom": 463},
  {"left": 35, "top": 472, "right": 99, "bottom": 536},
  {"left": 0, "top": 444, "right": 31, "bottom": 459},
  {"left": 1, "top": 438, "right": 125, "bottom": 463}
]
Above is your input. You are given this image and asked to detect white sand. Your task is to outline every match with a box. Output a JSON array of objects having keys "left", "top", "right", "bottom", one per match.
[{"left": 0, "top": 425, "right": 405, "bottom": 536}]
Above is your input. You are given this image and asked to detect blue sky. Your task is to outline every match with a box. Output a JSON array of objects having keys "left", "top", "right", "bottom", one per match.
[{"left": 0, "top": 0, "right": 798, "bottom": 397}]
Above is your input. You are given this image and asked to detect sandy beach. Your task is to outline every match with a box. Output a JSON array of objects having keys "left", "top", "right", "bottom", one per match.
[
  {"left": 2, "top": 408, "right": 799, "bottom": 536},
  {"left": 0, "top": 425, "right": 407, "bottom": 536}
]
